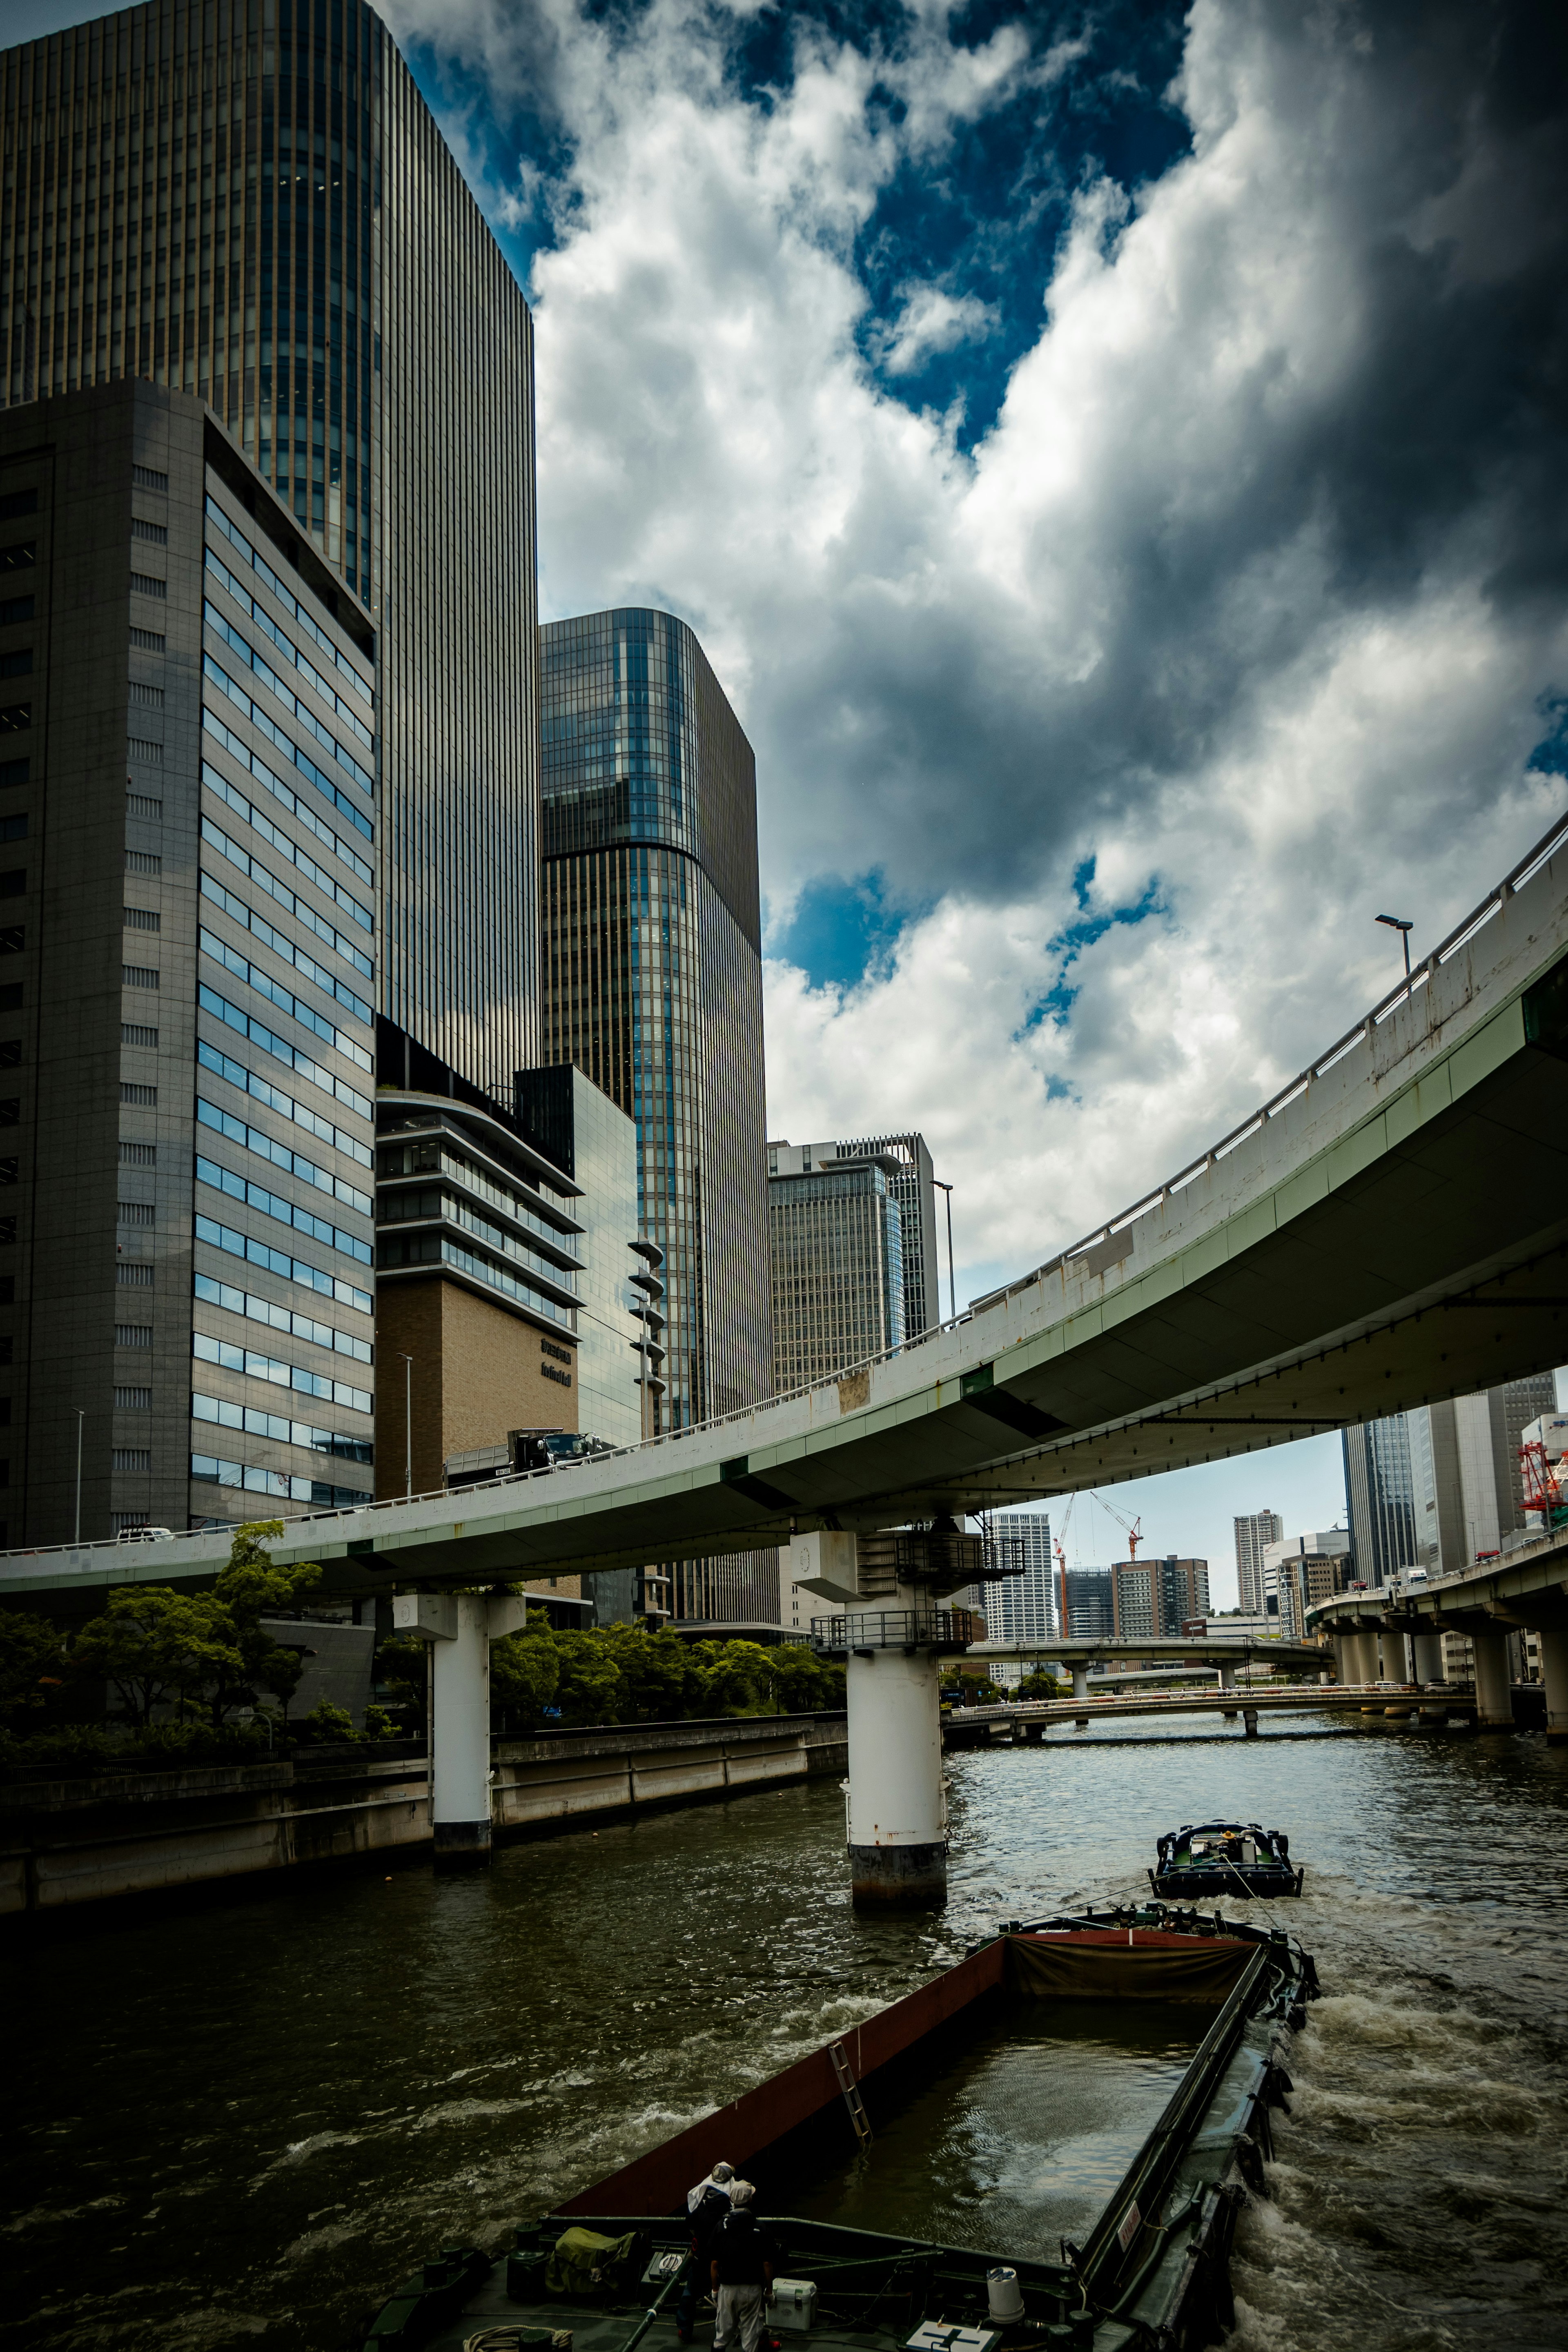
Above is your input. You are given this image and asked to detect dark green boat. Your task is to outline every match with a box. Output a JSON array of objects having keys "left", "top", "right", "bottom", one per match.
[
  {"left": 353, "top": 1904, "right": 1318, "bottom": 2352},
  {"left": 1149, "top": 1822, "right": 1303, "bottom": 1902}
]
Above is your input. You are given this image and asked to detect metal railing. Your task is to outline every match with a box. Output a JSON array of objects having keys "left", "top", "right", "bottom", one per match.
[
  {"left": 810, "top": 1609, "right": 978, "bottom": 1654},
  {"left": 6, "top": 802, "right": 1565, "bottom": 1572}
]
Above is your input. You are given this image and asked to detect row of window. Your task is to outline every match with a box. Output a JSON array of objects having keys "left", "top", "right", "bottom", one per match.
[
  {"left": 200, "top": 870, "right": 372, "bottom": 1022},
  {"left": 195, "top": 1210, "right": 371, "bottom": 1316},
  {"left": 203, "top": 662, "right": 373, "bottom": 842},
  {"left": 190, "top": 1453, "right": 370, "bottom": 1509},
  {"left": 194, "top": 1270, "right": 370, "bottom": 1364},
  {"left": 204, "top": 599, "right": 373, "bottom": 794},
  {"left": 205, "top": 550, "right": 372, "bottom": 747},
  {"left": 196, "top": 1155, "right": 372, "bottom": 1267},
  {"left": 202, "top": 815, "right": 372, "bottom": 981},
  {"left": 197, "top": 1038, "right": 370, "bottom": 1169},
  {"left": 377, "top": 1229, "right": 576, "bottom": 1332},
  {"left": 192, "top": 1392, "right": 373, "bottom": 1463},
  {"left": 199, "top": 981, "right": 371, "bottom": 1123},
  {"left": 202, "top": 757, "right": 372, "bottom": 926},
  {"left": 196, "top": 1096, "right": 372, "bottom": 1216},
  {"left": 378, "top": 1186, "right": 579, "bottom": 1297},
  {"left": 202, "top": 710, "right": 372, "bottom": 876},
  {"left": 193, "top": 1328, "right": 372, "bottom": 1415},
  {"left": 200, "top": 927, "right": 373, "bottom": 1073},
  {"left": 204, "top": 494, "right": 372, "bottom": 706}
]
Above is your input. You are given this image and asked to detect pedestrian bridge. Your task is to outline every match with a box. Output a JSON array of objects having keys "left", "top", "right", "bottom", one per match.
[{"left": 5, "top": 809, "right": 1568, "bottom": 1602}]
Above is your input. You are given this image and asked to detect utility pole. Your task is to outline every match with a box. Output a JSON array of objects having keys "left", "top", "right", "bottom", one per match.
[
  {"left": 401, "top": 1354, "right": 414, "bottom": 1498},
  {"left": 933, "top": 1178, "right": 957, "bottom": 1322},
  {"left": 73, "top": 1408, "right": 85, "bottom": 1545}
]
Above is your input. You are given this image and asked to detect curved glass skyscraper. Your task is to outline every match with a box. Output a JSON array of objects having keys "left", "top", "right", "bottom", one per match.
[
  {"left": 1, "top": 0, "right": 539, "bottom": 1094},
  {"left": 540, "top": 609, "right": 770, "bottom": 1443}
]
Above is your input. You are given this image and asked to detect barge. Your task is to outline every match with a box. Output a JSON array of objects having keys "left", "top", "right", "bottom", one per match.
[{"left": 357, "top": 1904, "right": 1317, "bottom": 2352}]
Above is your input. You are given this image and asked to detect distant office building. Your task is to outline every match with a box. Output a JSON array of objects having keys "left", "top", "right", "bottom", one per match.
[
  {"left": 1, "top": 1, "right": 543, "bottom": 1097},
  {"left": 1343, "top": 1372, "right": 1557, "bottom": 1584},
  {"left": 1261, "top": 1530, "right": 1350, "bottom": 1639},
  {"left": 1233, "top": 1510, "right": 1283, "bottom": 1615},
  {"left": 767, "top": 1141, "right": 905, "bottom": 1391},
  {"left": 539, "top": 609, "right": 770, "bottom": 1437},
  {"left": 1062, "top": 1565, "right": 1114, "bottom": 1639},
  {"left": 1111, "top": 1557, "right": 1210, "bottom": 1640},
  {"left": 0, "top": 381, "right": 377, "bottom": 1542},
  {"left": 836, "top": 1130, "right": 942, "bottom": 1337},
  {"left": 975, "top": 1510, "right": 1055, "bottom": 1642}
]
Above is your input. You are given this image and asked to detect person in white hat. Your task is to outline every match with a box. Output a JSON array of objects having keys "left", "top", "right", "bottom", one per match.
[
  {"left": 677, "top": 2161, "right": 735, "bottom": 2342},
  {"left": 709, "top": 2180, "right": 779, "bottom": 2352}
]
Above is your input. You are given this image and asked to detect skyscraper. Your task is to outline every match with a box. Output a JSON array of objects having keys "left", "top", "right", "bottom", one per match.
[
  {"left": 539, "top": 608, "right": 771, "bottom": 1434},
  {"left": 767, "top": 1140, "right": 905, "bottom": 1392},
  {"left": 1, "top": 380, "right": 378, "bottom": 1542},
  {"left": 1, "top": 2, "right": 540, "bottom": 1094},
  {"left": 977, "top": 1509, "right": 1055, "bottom": 1642},
  {"left": 835, "top": 1129, "right": 942, "bottom": 1337},
  {"left": 1232, "top": 1509, "right": 1283, "bottom": 1614},
  {"left": 1111, "top": 1556, "right": 1210, "bottom": 1639}
]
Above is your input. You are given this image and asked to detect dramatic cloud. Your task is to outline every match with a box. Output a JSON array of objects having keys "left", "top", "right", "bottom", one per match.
[{"left": 384, "top": 0, "right": 1568, "bottom": 1300}]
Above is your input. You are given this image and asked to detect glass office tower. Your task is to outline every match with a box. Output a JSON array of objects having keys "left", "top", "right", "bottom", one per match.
[
  {"left": 539, "top": 608, "right": 771, "bottom": 1434},
  {"left": 0, "top": 0, "right": 539, "bottom": 1095}
]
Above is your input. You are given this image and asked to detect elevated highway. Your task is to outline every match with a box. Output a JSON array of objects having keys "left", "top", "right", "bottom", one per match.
[
  {"left": 6, "top": 806, "right": 1565, "bottom": 1605},
  {"left": 1309, "top": 1523, "right": 1568, "bottom": 1741}
]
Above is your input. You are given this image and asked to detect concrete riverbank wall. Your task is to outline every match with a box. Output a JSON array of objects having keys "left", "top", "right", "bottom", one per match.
[{"left": 0, "top": 1713, "right": 850, "bottom": 1917}]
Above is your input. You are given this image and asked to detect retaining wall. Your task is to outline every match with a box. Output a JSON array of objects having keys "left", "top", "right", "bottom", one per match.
[{"left": 0, "top": 1713, "right": 849, "bottom": 1916}]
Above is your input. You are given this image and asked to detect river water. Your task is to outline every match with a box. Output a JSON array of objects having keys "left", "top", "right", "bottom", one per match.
[{"left": 4, "top": 1712, "right": 1567, "bottom": 2352}]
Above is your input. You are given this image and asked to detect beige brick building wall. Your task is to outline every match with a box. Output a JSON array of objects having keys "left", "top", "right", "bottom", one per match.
[{"left": 375, "top": 1278, "right": 578, "bottom": 1498}]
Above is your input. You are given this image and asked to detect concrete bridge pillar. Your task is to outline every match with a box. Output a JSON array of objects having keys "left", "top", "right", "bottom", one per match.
[
  {"left": 392, "top": 1591, "right": 527, "bottom": 1868},
  {"left": 1471, "top": 1628, "right": 1512, "bottom": 1731},
  {"left": 1071, "top": 1662, "right": 1091, "bottom": 1701},
  {"left": 845, "top": 1648, "right": 946, "bottom": 1909},
  {"left": 1217, "top": 1661, "right": 1237, "bottom": 1690},
  {"left": 1410, "top": 1632, "right": 1445, "bottom": 1688},
  {"left": 1539, "top": 1624, "right": 1568, "bottom": 1747}
]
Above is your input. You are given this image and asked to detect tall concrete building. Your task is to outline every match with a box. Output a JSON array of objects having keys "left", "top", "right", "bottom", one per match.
[
  {"left": 1343, "top": 1372, "right": 1557, "bottom": 1585},
  {"left": 0, "top": 381, "right": 378, "bottom": 1542},
  {"left": 835, "top": 1129, "right": 942, "bottom": 1338},
  {"left": 767, "top": 1140, "right": 905, "bottom": 1392},
  {"left": 1062, "top": 1564, "right": 1113, "bottom": 1639},
  {"left": 1, "top": 0, "right": 541, "bottom": 1096},
  {"left": 539, "top": 608, "right": 770, "bottom": 1436},
  {"left": 1111, "top": 1555, "right": 1210, "bottom": 1640},
  {"left": 1259, "top": 1528, "right": 1349, "bottom": 1640},
  {"left": 976, "top": 1508, "right": 1055, "bottom": 1642},
  {"left": 1232, "top": 1509, "right": 1283, "bottom": 1615}
]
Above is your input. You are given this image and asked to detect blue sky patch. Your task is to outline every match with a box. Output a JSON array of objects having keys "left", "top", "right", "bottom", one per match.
[{"left": 770, "top": 870, "right": 928, "bottom": 990}]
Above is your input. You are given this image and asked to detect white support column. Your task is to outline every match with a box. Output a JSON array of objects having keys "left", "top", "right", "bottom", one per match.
[
  {"left": 393, "top": 1591, "right": 527, "bottom": 1869},
  {"left": 1410, "top": 1631, "right": 1445, "bottom": 1688},
  {"left": 1539, "top": 1622, "right": 1568, "bottom": 1747},
  {"left": 1217, "top": 1661, "right": 1237, "bottom": 1690},
  {"left": 1471, "top": 1627, "right": 1512, "bottom": 1731},
  {"left": 845, "top": 1647, "right": 946, "bottom": 1909},
  {"left": 1071, "top": 1661, "right": 1090, "bottom": 1701}
]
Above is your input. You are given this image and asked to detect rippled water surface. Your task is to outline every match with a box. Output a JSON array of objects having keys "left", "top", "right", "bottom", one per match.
[{"left": 4, "top": 1712, "right": 1567, "bottom": 2351}]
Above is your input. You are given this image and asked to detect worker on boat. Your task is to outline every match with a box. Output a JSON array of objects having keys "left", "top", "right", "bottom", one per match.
[
  {"left": 675, "top": 2160, "right": 735, "bottom": 2343},
  {"left": 709, "top": 2180, "right": 778, "bottom": 2352}
]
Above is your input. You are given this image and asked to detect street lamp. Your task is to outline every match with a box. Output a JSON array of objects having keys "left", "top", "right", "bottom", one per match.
[
  {"left": 73, "top": 1407, "right": 85, "bottom": 1546},
  {"left": 400, "top": 1354, "right": 414, "bottom": 1498},
  {"left": 933, "top": 1178, "right": 957, "bottom": 1323},
  {"left": 1375, "top": 913, "right": 1413, "bottom": 977}
]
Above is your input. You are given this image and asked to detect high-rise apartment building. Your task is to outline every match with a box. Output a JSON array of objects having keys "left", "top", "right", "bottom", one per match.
[
  {"left": 1232, "top": 1509, "right": 1283, "bottom": 1615},
  {"left": 1, "top": 1, "right": 541, "bottom": 1095},
  {"left": 0, "top": 380, "right": 378, "bottom": 1542},
  {"left": 976, "top": 1509, "right": 1055, "bottom": 1642},
  {"left": 1062, "top": 1565, "right": 1114, "bottom": 1639},
  {"left": 1343, "top": 1372, "right": 1557, "bottom": 1585},
  {"left": 1111, "top": 1555, "right": 1210, "bottom": 1640},
  {"left": 835, "top": 1129, "right": 942, "bottom": 1338},
  {"left": 1260, "top": 1529, "right": 1349, "bottom": 1638},
  {"left": 767, "top": 1140, "right": 905, "bottom": 1392},
  {"left": 539, "top": 608, "right": 770, "bottom": 1433}
]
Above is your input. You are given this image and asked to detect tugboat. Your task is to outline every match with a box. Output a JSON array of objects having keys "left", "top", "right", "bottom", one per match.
[{"left": 1149, "top": 1821, "right": 1303, "bottom": 1900}]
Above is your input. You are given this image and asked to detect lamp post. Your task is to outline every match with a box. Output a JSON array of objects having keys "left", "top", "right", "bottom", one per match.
[
  {"left": 401, "top": 1354, "right": 414, "bottom": 1499},
  {"left": 933, "top": 1178, "right": 957, "bottom": 1323},
  {"left": 73, "top": 1408, "right": 85, "bottom": 1546},
  {"left": 1375, "top": 913, "right": 1413, "bottom": 977}
]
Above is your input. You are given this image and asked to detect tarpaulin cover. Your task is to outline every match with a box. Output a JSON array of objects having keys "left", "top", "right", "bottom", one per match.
[
  {"left": 1006, "top": 1931, "right": 1252, "bottom": 2003},
  {"left": 545, "top": 2227, "right": 643, "bottom": 2296}
]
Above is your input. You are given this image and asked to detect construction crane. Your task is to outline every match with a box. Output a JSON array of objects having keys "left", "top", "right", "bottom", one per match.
[
  {"left": 1090, "top": 1490, "right": 1144, "bottom": 1560},
  {"left": 1052, "top": 1495, "right": 1078, "bottom": 1641}
]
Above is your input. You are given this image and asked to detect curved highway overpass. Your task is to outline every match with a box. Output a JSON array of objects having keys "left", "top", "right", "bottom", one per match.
[{"left": 5, "top": 810, "right": 1568, "bottom": 1603}]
